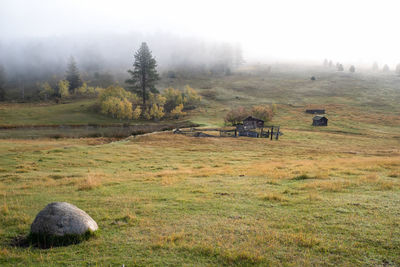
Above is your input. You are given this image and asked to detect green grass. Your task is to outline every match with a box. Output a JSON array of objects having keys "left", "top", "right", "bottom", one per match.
[
  {"left": 0, "top": 99, "right": 130, "bottom": 126},
  {"left": 0, "top": 66, "right": 400, "bottom": 265},
  {"left": 0, "top": 132, "right": 399, "bottom": 266}
]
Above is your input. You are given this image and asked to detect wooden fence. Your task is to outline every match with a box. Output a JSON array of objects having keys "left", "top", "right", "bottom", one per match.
[{"left": 174, "top": 126, "right": 282, "bottom": 140}]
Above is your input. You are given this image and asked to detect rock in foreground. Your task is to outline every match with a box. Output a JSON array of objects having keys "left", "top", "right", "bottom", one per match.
[{"left": 30, "top": 202, "right": 98, "bottom": 247}]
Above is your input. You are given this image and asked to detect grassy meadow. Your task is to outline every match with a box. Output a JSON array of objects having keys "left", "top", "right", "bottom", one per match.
[{"left": 0, "top": 66, "right": 400, "bottom": 266}]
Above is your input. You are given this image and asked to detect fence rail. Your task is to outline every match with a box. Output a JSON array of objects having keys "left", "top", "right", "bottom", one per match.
[{"left": 174, "top": 126, "right": 282, "bottom": 140}]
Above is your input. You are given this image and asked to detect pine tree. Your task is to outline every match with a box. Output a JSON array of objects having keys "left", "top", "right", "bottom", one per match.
[
  {"left": 65, "top": 56, "right": 82, "bottom": 93},
  {"left": 372, "top": 62, "right": 379, "bottom": 71},
  {"left": 396, "top": 64, "right": 400, "bottom": 76},
  {"left": 382, "top": 64, "right": 390, "bottom": 72},
  {"left": 126, "top": 42, "right": 159, "bottom": 106},
  {"left": 0, "top": 65, "right": 5, "bottom": 101}
]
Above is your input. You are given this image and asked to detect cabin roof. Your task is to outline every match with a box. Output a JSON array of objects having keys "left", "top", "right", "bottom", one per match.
[
  {"left": 313, "top": 115, "right": 327, "bottom": 120},
  {"left": 243, "top": 116, "right": 264, "bottom": 122}
]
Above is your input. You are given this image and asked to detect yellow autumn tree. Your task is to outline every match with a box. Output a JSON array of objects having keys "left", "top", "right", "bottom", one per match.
[
  {"left": 162, "top": 87, "right": 183, "bottom": 113},
  {"left": 149, "top": 103, "right": 164, "bottom": 120},
  {"left": 133, "top": 105, "right": 142, "bottom": 120},
  {"left": 98, "top": 86, "right": 133, "bottom": 119},
  {"left": 170, "top": 103, "right": 186, "bottom": 119},
  {"left": 183, "top": 85, "right": 201, "bottom": 110},
  {"left": 58, "top": 80, "right": 70, "bottom": 98},
  {"left": 75, "top": 82, "right": 88, "bottom": 95},
  {"left": 38, "top": 82, "right": 54, "bottom": 100}
]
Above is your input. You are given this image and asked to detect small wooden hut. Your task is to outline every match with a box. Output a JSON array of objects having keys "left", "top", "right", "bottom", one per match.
[
  {"left": 312, "top": 115, "right": 328, "bottom": 126},
  {"left": 306, "top": 109, "right": 325, "bottom": 114},
  {"left": 243, "top": 116, "right": 264, "bottom": 130}
]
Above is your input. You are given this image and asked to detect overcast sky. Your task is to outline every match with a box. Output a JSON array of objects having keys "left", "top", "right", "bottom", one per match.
[{"left": 1, "top": 0, "right": 399, "bottom": 65}]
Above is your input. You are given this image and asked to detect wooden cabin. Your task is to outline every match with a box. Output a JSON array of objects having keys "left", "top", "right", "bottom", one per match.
[
  {"left": 306, "top": 109, "right": 325, "bottom": 114},
  {"left": 243, "top": 116, "right": 264, "bottom": 130},
  {"left": 312, "top": 115, "right": 328, "bottom": 126}
]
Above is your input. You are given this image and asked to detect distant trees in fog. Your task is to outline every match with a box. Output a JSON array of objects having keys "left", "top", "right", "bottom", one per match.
[
  {"left": 382, "top": 64, "right": 390, "bottom": 72},
  {"left": 372, "top": 62, "right": 379, "bottom": 71},
  {"left": 0, "top": 65, "right": 6, "bottom": 101},
  {"left": 337, "top": 63, "right": 344, "bottom": 71},
  {"left": 396, "top": 64, "right": 400, "bottom": 75},
  {"left": 349, "top": 65, "right": 355, "bottom": 73},
  {"left": 66, "top": 57, "right": 82, "bottom": 93},
  {"left": 323, "top": 59, "right": 334, "bottom": 68}
]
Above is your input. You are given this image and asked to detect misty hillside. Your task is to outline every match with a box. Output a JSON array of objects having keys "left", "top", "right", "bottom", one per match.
[{"left": 1, "top": 1, "right": 400, "bottom": 266}]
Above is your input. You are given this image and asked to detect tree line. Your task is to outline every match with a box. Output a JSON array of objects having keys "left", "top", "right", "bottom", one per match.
[
  {"left": 96, "top": 42, "right": 201, "bottom": 121},
  {"left": 323, "top": 59, "right": 400, "bottom": 74}
]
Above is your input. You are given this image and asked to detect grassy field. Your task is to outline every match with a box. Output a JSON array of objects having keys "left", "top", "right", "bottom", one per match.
[
  {"left": 0, "top": 100, "right": 121, "bottom": 126},
  {"left": 0, "top": 66, "right": 399, "bottom": 265}
]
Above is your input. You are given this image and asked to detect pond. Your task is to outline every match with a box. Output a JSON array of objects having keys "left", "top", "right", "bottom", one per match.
[{"left": 0, "top": 122, "right": 197, "bottom": 139}]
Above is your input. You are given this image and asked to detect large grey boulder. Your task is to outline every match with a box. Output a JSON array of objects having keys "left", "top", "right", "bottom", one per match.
[{"left": 31, "top": 202, "right": 98, "bottom": 236}]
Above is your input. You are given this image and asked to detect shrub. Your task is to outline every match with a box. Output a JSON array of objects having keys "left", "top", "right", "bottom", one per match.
[
  {"left": 251, "top": 105, "right": 273, "bottom": 122},
  {"left": 100, "top": 96, "right": 133, "bottom": 119},
  {"left": 149, "top": 104, "right": 164, "bottom": 120},
  {"left": 162, "top": 87, "right": 183, "bottom": 113},
  {"left": 170, "top": 104, "right": 186, "bottom": 119},
  {"left": 133, "top": 105, "right": 142, "bottom": 120},
  {"left": 98, "top": 85, "right": 132, "bottom": 103},
  {"left": 225, "top": 105, "right": 274, "bottom": 125},
  {"left": 38, "top": 82, "right": 54, "bottom": 100},
  {"left": 224, "top": 106, "right": 250, "bottom": 125},
  {"left": 75, "top": 82, "right": 88, "bottom": 95},
  {"left": 98, "top": 86, "right": 133, "bottom": 119},
  {"left": 94, "top": 87, "right": 105, "bottom": 95},
  {"left": 183, "top": 85, "right": 201, "bottom": 110},
  {"left": 143, "top": 109, "right": 151, "bottom": 120},
  {"left": 148, "top": 92, "right": 166, "bottom": 106},
  {"left": 58, "top": 80, "right": 70, "bottom": 98}
]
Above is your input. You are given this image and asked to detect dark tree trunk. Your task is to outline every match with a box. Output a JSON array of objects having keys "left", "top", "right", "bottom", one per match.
[{"left": 142, "top": 69, "right": 146, "bottom": 106}]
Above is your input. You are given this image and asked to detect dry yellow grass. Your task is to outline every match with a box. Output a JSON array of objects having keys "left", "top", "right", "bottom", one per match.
[
  {"left": 260, "top": 192, "right": 287, "bottom": 202},
  {"left": 77, "top": 172, "right": 104, "bottom": 191},
  {"left": 0, "top": 130, "right": 399, "bottom": 265}
]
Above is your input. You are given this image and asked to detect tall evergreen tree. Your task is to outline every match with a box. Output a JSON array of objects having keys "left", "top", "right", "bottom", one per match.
[
  {"left": 372, "top": 62, "right": 379, "bottom": 71},
  {"left": 382, "top": 64, "right": 390, "bottom": 72},
  {"left": 126, "top": 42, "right": 159, "bottom": 106},
  {"left": 0, "top": 65, "right": 6, "bottom": 101},
  {"left": 65, "top": 56, "right": 82, "bottom": 93}
]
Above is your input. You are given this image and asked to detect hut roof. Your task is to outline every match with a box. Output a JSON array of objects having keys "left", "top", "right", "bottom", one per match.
[
  {"left": 313, "top": 115, "right": 327, "bottom": 120},
  {"left": 243, "top": 116, "right": 264, "bottom": 122}
]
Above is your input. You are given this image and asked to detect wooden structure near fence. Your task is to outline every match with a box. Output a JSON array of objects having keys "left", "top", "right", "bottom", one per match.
[{"left": 174, "top": 116, "right": 282, "bottom": 140}]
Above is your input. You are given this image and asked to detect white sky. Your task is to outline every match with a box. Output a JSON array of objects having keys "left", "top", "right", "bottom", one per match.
[{"left": 1, "top": 0, "right": 399, "bottom": 65}]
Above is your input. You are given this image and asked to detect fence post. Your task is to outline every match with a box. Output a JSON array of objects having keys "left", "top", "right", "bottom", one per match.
[
  {"left": 270, "top": 126, "right": 274, "bottom": 140},
  {"left": 276, "top": 127, "right": 280, "bottom": 140}
]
